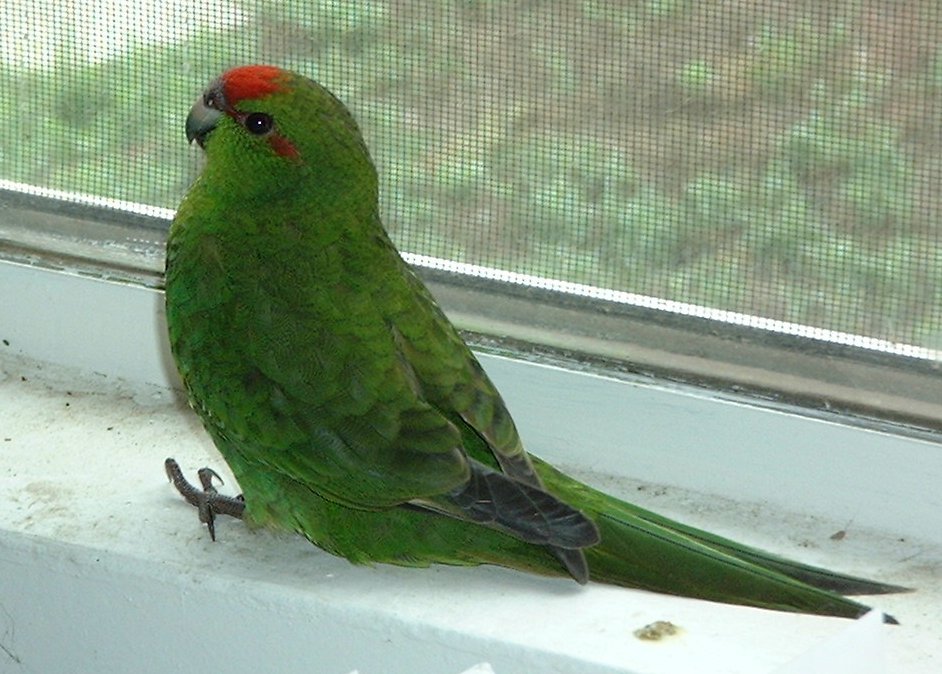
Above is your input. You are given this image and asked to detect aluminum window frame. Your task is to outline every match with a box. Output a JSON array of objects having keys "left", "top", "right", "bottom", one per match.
[{"left": 2, "top": 179, "right": 940, "bottom": 437}]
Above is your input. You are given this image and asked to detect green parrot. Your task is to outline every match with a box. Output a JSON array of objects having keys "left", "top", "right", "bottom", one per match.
[{"left": 164, "top": 65, "right": 907, "bottom": 621}]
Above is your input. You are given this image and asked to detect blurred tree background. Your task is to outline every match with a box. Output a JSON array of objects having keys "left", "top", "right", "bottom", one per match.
[{"left": 2, "top": 0, "right": 941, "bottom": 347}]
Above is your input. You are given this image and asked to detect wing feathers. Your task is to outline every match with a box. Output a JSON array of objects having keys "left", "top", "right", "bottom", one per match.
[{"left": 445, "top": 461, "right": 600, "bottom": 550}]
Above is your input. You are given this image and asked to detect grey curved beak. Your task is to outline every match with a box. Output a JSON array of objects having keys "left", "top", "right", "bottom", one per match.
[{"left": 185, "top": 97, "right": 223, "bottom": 147}]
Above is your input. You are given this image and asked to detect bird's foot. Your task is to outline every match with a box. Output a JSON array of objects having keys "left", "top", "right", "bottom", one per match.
[{"left": 165, "top": 458, "right": 245, "bottom": 540}]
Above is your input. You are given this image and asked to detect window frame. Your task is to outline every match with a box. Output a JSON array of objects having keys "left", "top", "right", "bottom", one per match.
[
  {"left": 2, "top": 179, "right": 941, "bottom": 436},
  {"left": 2, "top": 188, "right": 939, "bottom": 673}
]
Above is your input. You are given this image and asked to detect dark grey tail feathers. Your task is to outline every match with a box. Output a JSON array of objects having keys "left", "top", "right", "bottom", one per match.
[
  {"left": 448, "top": 461, "right": 599, "bottom": 549},
  {"left": 443, "top": 461, "right": 598, "bottom": 582}
]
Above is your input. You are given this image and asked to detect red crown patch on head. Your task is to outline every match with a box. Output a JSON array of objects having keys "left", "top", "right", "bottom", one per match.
[{"left": 220, "top": 65, "right": 287, "bottom": 105}]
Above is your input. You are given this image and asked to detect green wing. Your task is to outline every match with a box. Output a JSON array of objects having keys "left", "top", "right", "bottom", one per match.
[{"left": 200, "top": 215, "right": 597, "bottom": 564}]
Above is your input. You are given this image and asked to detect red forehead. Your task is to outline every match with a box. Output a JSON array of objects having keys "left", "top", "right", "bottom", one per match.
[{"left": 219, "top": 65, "right": 287, "bottom": 104}]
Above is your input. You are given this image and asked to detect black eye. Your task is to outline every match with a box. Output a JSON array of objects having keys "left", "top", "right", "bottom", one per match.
[{"left": 244, "top": 112, "right": 273, "bottom": 135}]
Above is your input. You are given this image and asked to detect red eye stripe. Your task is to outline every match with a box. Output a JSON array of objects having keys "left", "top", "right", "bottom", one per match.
[
  {"left": 220, "top": 65, "right": 287, "bottom": 104},
  {"left": 268, "top": 134, "right": 300, "bottom": 160},
  {"left": 217, "top": 65, "right": 301, "bottom": 161}
]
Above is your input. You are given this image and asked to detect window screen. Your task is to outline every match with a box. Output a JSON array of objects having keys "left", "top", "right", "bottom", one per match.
[{"left": 2, "top": 2, "right": 941, "bottom": 355}]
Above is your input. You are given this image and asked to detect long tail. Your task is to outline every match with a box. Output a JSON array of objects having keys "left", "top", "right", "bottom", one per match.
[
  {"left": 533, "top": 458, "right": 909, "bottom": 622},
  {"left": 203, "top": 451, "right": 909, "bottom": 621}
]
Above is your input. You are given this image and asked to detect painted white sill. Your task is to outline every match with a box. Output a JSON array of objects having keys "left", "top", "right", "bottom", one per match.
[{"left": 1, "top": 259, "right": 939, "bottom": 674}]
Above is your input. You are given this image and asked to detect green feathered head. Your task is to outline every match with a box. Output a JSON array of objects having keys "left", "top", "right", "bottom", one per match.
[{"left": 185, "top": 65, "right": 376, "bottom": 203}]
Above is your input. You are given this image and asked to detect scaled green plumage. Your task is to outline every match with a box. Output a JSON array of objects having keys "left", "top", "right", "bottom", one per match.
[{"left": 165, "top": 65, "right": 906, "bottom": 620}]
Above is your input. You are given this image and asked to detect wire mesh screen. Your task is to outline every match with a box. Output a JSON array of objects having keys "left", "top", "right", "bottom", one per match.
[{"left": 2, "top": 2, "right": 941, "bottom": 349}]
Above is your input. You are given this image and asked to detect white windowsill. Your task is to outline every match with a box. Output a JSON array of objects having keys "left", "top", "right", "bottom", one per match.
[{"left": 1, "top": 259, "right": 939, "bottom": 673}]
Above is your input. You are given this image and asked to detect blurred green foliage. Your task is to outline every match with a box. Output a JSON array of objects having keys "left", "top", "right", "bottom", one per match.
[{"left": 1, "top": 0, "right": 940, "bottom": 347}]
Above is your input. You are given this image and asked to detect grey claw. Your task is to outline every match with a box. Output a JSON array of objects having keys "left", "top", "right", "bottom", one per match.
[
  {"left": 197, "top": 467, "right": 225, "bottom": 491},
  {"left": 164, "top": 458, "right": 245, "bottom": 541}
]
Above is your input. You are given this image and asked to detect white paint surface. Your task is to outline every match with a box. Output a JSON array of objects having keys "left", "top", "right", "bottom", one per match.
[{"left": 0, "top": 261, "right": 940, "bottom": 673}]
